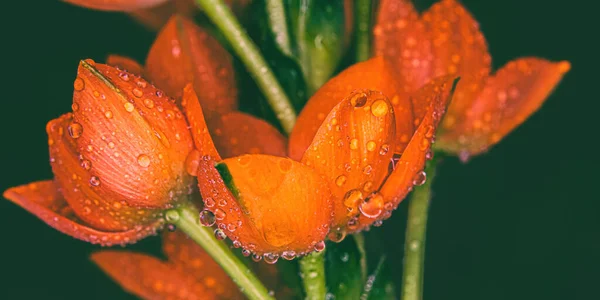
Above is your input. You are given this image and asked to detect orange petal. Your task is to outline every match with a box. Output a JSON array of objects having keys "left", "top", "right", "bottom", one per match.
[
  {"left": 63, "top": 0, "right": 169, "bottom": 12},
  {"left": 72, "top": 60, "right": 194, "bottom": 209},
  {"left": 196, "top": 155, "right": 332, "bottom": 257},
  {"left": 301, "top": 90, "right": 396, "bottom": 231},
  {"left": 106, "top": 55, "right": 144, "bottom": 75},
  {"left": 373, "top": 0, "right": 433, "bottom": 93},
  {"left": 48, "top": 114, "right": 166, "bottom": 232},
  {"left": 129, "top": 0, "right": 197, "bottom": 31},
  {"left": 208, "top": 111, "right": 287, "bottom": 158},
  {"left": 422, "top": 0, "right": 491, "bottom": 131},
  {"left": 162, "top": 231, "right": 242, "bottom": 298},
  {"left": 4, "top": 181, "right": 162, "bottom": 246},
  {"left": 357, "top": 76, "right": 457, "bottom": 230},
  {"left": 289, "top": 56, "right": 412, "bottom": 159},
  {"left": 145, "top": 16, "right": 237, "bottom": 114},
  {"left": 181, "top": 84, "right": 221, "bottom": 161},
  {"left": 438, "top": 58, "right": 570, "bottom": 157},
  {"left": 91, "top": 251, "right": 214, "bottom": 300}
]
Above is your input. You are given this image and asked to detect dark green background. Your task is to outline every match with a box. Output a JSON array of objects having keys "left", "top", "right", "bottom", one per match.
[{"left": 0, "top": 0, "right": 596, "bottom": 299}]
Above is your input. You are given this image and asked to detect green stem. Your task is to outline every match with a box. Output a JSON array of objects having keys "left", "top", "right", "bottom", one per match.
[
  {"left": 401, "top": 161, "right": 438, "bottom": 300},
  {"left": 299, "top": 250, "right": 327, "bottom": 300},
  {"left": 355, "top": 0, "right": 372, "bottom": 62},
  {"left": 194, "top": 0, "right": 297, "bottom": 134},
  {"left": 165, "top": 204, "right": 274, "bottom": 300}
]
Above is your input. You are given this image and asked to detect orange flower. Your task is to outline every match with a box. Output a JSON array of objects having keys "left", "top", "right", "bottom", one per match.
[
  {"left": 92, "top": 230, "right": 243, "bottom": 299},
  {"left": 3, "top": 60, "right": 194, "bottom": 246},
  {"left": 373, "top": 0, "right": 570, "bottom": 160},
  {"left": 289, "top": 57, "right": 456, "bottom": 234}
]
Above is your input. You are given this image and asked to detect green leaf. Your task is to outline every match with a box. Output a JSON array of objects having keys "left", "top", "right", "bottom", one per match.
[
  {"left": 360, "top": 256, "right": 397, "bottom": 300},
  {"left": 325, "top": 235, "right": 364, "bottom": 299}
]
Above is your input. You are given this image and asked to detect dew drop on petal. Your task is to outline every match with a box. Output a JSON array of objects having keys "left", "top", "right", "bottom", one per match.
[
  {"left": 199, "top": 210, "right": 216, "bottom": 226},
  {"left": 204, "top": 197, "right": 215, "bottom": 208},
  {"left": 214, "top": 229, "right": 226, "bottom": 240},
  {"left": 314, "top": 241, "right": 326, "bottom": 252},
  {"left": 328, "top": 227, "right": 347, "bottom": 243},
  {"left": 137, "top": 154, "right": 151, "bottom": 167},
  {"left": 73, "top": 78, "right": 85, "bottom": 91},
  {"left": 371, "top": 99, "right": 389, "bottom": 117},
  {"left": 89, "top": 176, "right": 100, "bottom": 187},
  {"left": 412, "top": 171, "right": 427, "bottom": 186},
  {"left": 264, "top": 253, "right": 279, "bottom": 264},
  {"left": 359, "top": 193, "right": 384, "bottom": 219},
  {"left": 335, "top": 175, "right": 347, "bottom": 187},
  {"left": 67, "top": 122, "right": 83, "bottom": 139},
  {"left": 124, "top": 102, "right": 134, "bottom": 112},
  {"left": 214, "top": 208, "right": 226, "bottom": 220},
  {"left": 282, "top": 251, "right": 296, "bottom": 260}
]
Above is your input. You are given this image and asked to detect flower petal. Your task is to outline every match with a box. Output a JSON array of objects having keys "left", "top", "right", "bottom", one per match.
[
  {"left": 63, "top": 0, "right": 169, "bottom": 12},
  {"left": 105, "top": 55, "right": 144, "bottom": 75},
  {"left": 181, "top": 84, "right": 222, "bottom": 161},
  {"left": 72, "top": 60, "right": 194, "bottom": 209},
  {"left": 163, "top": 231, "right": 242, "bottom": 298},
  {"left": 196, "top": 155, "right": 332, "bottom": 256},
  {"left": 422, "top": 0, "right": 492, "bottom": 131},
  {"left": 91, "top": 251, "right": 213, "bottom": 300},
  {"left": 356, "top": 76, "right": 456, "bottom": 230},
  {"left": 129, "top": 0, "right": 198, "bottom": 30},
  {"left": 301, "top": 90, "right": 396, "bottom": 230},
  {"left": 438, "top": 58, "right": 570, "bottom": 156},
  {"left": 289, "top": 57, "right": 412, "bottom": 160},
  {"left": 145, "top": 16, "right": 237, "bottom": 114},
  {"left": 4, "top": 181, "right": 163, "bottom": 246},
  {"left": 373, "top": 0, "right": 433, "bottom": 93}
]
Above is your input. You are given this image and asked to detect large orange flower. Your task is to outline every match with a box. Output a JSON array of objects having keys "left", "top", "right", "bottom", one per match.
[
  {"left": 373, "top": 0, "right": 570, "bottom": 160},
  {"left": 3, "top": 61, "right": 194, "bottom": 246}
]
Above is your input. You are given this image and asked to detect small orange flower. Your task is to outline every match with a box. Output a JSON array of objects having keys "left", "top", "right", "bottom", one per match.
[
  {"left": 290, "top": 57, "right": 456, "bottom": 234},
  {"left": 3, "top": 60, "right": 194, "bottom": 245},
  {"left": 92, "top": 230, "right": 243, "bottom": 299},
  {"left": 373, "top": 0, "right": 570, "bottom": 160}
]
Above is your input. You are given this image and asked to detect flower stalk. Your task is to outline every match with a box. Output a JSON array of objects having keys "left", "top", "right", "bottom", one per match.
[
  {"left": 355, "top": 0, "right": 372, "bottom": 62},
  {"left": 194, "top": 0, "right": 297, "bottom": 133},
  {"left": 299, "top": 250, "right": 327, "bottom": 300},
  {"left": 165, "top": 203, "right": 274, "bottom": 300},
  {"left": 401, "top": 160, "right": 438, "bottom": 300}
]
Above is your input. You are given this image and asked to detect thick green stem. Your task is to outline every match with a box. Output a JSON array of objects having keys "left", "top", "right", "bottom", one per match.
[
  {"left": 299, "top": 250, "right": 327, "bottom": 300},
  {"left": 355, "top": 0, "right": 372, "bottom": 62},
  {"left": 401, "top": 161, "right": 437, "bottom": 300},
  {"left": 165, "top": 204, "right": 274, "bottom": 300},
  {"left": 194, "top": 0, "right": 297, "bottom": 133}
]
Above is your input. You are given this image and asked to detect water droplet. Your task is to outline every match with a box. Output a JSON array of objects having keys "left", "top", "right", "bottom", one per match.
[
  {"left": 137, "top": 154, "right": 151, "bottom": 167},
  {"left": 67, "top": 122, "right": 83, "bottom": 139},
  {"left": 199, "top": 210, "right": 216, "bottom": 226},
  {"left": 363, "top": 165, "right": 373, "bottom": 175},
  {"left": 282, "top": 251, "right": 296, "bottom": 260},
  {"left": 242, "top": 249, "right": 251, "bottom": 257},
  {"left": 347, "top": 217, "right": 358, "bottom": 230},
  {"left": 118, "top": 72, "right": 129, "bottom": 81},
  {"left": 105, "top": 110, "right": 113, "bottom": 119},
  {"left": 335, "top": 175, "right": 347, "bottom": 187},
  {"left": 344, "top": 189, "right": 363, "bottom": 214},
  {"left": 89, "top": 176, "right": 100, "bottom": 186},
  {"left": 167, "top": 224, "right": 177, "bottom": 232},
  {"left": 124, "top": 102, "right": 134, "bottom": 112},
  {"left": 185, "top": 149, "right": 201, "bottom": 176},
  {"left": 214, "top": 208, "right": 226, "bottom": 220},
  {"left": 379, "top": 144, "right": 390, "bottom": 155},
  {"left": 73, "top": 78, "right": 85, "bottom": 91},
  {"left": 233, "top": 240, "right": 241, "bottom": 248},
  {"left": 371, "top": 99, "right": 389, "bottom": 116},
  {"left": 205, "top": 197, "right": 215, "bottom": 208},
  {"left": 350, "top": 93, "right": 367, "bottom": 107},
  {"left": 252, "top": 254, "right": 263, "bottom": 262},
  {"left": 359, "top": 193, "right": 384, "bottom": 219},
  {"left": 366, "top": 141, "right": 377, "bottom": 152},
  {"left": 419, "top": 138, "right": 430, "bottom": 151},
  {"left": 314, "top": 241, "right": 326, "bottom": 252},
  {"left": 132, "top": 88, "right": 143, "bottom": 98},
  {"left": 80, "top": 159, "right": 91, "bottom": 170},
  {"left": 349, "top": 139, "right": 359, "bottom": 150},
  {"left": 264, "top": 253, "right": 279, "bottom": 264},
  {"left": 278, "top": 158, "right": 293, "bottom": 173},
  {"left": 328, "top": 227, "right": 347, "bottom": 243},
  {"left": 214, "top": 229, "right": 226, "bottom": 240},
  {"left": 227, "top": 223, "right": 236, "bottom": 232},
  {"left": 412, "top": 171, "right": 426, "bottom": 186},
  {"left": 71, "top": 103, "right": 79, "bottom": 112},
  {"left": 363, "top": 181, "right": 374, "bottom": 192}
]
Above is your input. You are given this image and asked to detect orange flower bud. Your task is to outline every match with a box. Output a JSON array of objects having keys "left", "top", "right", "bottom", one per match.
[
  {"left": 374, "top": 0, "right": 569, "bottom": 160},
  {"left": 92, "top": 230, "right": 242, "bottom": 299},
  {"left": 3, "top": 60, "right": 194, "bottom": 245}
]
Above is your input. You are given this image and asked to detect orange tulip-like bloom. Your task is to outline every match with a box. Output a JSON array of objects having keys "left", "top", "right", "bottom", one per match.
[
  {"left": 290, "top": 57, "right": 456, "bottom": 234},
  {"left": 373, "top": 0, "right": 570, "bottom": 160},
  {"left": 3, "top": 60, "right": 194, "bottom": 246},
  {"left": 92, "top": 230, "right": 243, "bottom": 299}
]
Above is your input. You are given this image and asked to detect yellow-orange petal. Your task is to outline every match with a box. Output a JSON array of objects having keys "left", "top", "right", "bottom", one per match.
[
  {"left": 356, "top": 76, "right": 456, "bottom": 230},
  {"left": 162, "top": 231, "right": 242, "bottom": 298},
  {"left": 181, "top": 84, "right": 221, "bottom": 161},
  {"left": 422, "top": 0, "right": 491, "bottom": 132},
  {"left": 106, "top": 55, "right": 144, "bottom": 75},
  {"left": 91, "top": 251, "right": 215, "bottom": 300},
  {"left": 301, "top": 90, "right": 396, "bottom": 231},
  {"left": 289, "top": 56, "right": 412, "bottom": 159},
  {"left": 72, "top": 60, "right": 194, "bottom": 209},
  {"left": 373, "top": 0, "right": 433, "bottom": 93},
  {"left": 209, "top": 111, "right": 287, "bottom": 158},
  {"left": 196, "top": 155, "right": 333, "bottom": 256},
  {"left": 438, "top": 58, "right": 570, "bottom": 157},
  {"left": 63, "top": 0, "right": 169, "bottom": 12},
  {"left": 48, "top": 114, "right": 166, "bottom": 232},
  {"left": 145, "top": 16, "right": 237, "bottom": 114},
  {"left": 129, "top": 0, "right": 197, "bottom": 30},
  {"left": 4, "top": 181, "right": 162, "bottom": 246}
]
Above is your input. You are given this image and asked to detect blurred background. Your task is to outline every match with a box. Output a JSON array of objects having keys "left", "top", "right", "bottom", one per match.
[{"left": 0, "top": 0, "right": 596, "bottom": 299}]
